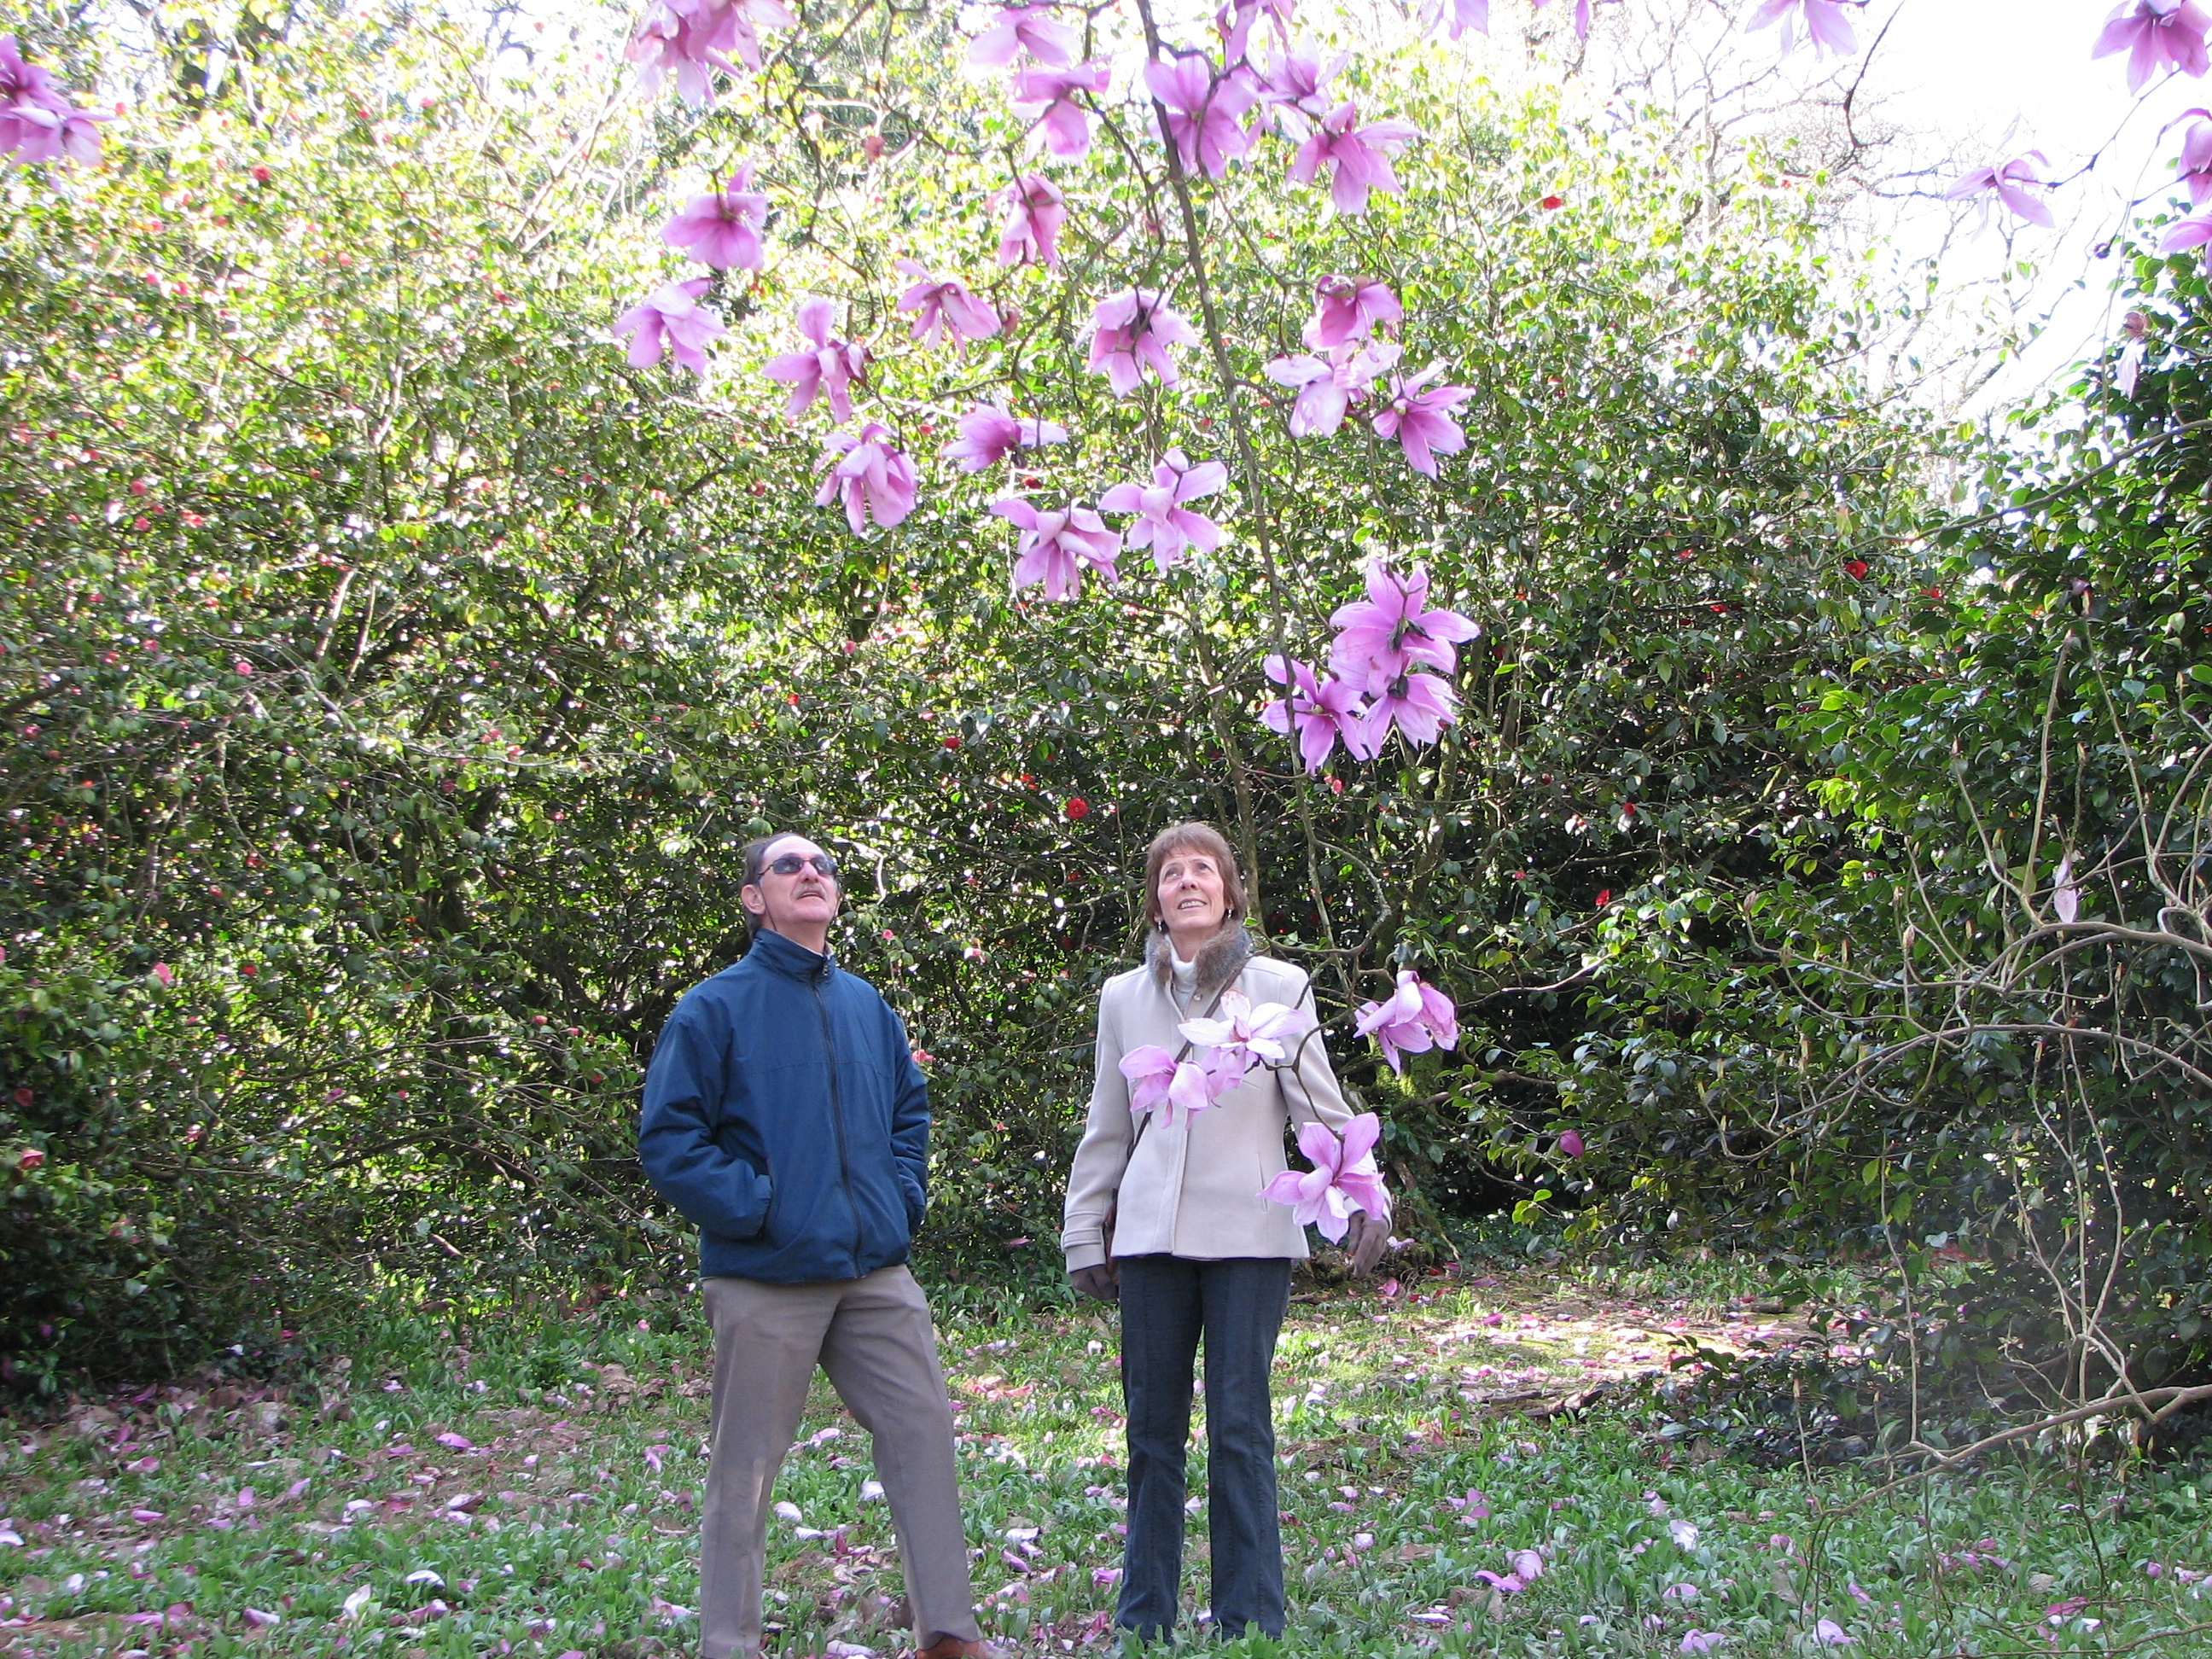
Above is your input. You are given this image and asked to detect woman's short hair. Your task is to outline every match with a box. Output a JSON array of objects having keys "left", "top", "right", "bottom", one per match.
[{"left": 1140, "top": 821, "right": 1249, "bottom": 930}]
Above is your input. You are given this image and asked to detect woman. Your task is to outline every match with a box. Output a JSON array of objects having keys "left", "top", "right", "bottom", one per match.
[{"left": 1061, "top": 822, "right": 1384, "bottom": 1643}]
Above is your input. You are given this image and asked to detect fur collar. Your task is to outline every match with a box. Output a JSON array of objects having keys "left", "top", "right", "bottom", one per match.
[{"left": 1145, "top": 920, "right": 1254, "bottom": 1004}]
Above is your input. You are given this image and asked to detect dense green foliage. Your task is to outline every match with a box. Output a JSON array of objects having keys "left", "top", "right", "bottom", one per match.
[{"left": 6, "top": 0, "right": 2203, "bottom": 1415}]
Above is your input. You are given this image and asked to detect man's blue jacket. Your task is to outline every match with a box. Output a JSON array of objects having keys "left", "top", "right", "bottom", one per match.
[{"left": 637, "top": 927, "right": 930, "bottom": 1284}]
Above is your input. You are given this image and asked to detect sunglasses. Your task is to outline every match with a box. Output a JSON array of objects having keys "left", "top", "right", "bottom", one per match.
[{"left": 760, "top": 853, "right": 839, "bottom": 880}]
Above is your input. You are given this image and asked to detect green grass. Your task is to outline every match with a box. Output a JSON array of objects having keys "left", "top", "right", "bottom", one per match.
[{"left": 3, "top": 1269, "right": 2209, "bottom": 1657}]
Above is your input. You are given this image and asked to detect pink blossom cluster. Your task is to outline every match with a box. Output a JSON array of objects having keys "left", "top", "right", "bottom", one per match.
[
  {"left": 1353, "top": 969, "right": 1459, "bottom": 1074},
  {"left": 626, "top": 0, "right": 795, "bottom": 105},
  {"left": 1260, "top": 1111, "right": 1392, "bottom": 1240},
  {"left": 1263, "top": 560, "right": 1480, "bottom": 769},
  {"left": 1, "top": 36, "right": 106, "bottom": 166},
  {"left": 1266, "top": 277, "right": 1466, "bottom": 474},
  {"left": 1118, "top": 988, "right": 1317, "bottom": 1127},
  {"left": 992, "top": 496, "right": 1121, "bottom": 600},
  {"left": 1099, "top": 451, "right": 1226, "bottom": 570}
]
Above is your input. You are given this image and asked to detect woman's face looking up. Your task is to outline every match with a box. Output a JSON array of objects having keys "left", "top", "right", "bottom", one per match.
[{"left": 1156, "top": 845, "right": 1228, "bottom": 956}]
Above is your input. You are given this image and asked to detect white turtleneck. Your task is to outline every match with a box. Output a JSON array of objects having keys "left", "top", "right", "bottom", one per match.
[{"left": 1168, "top": 951, "right": 1200, "bottom": 1010}]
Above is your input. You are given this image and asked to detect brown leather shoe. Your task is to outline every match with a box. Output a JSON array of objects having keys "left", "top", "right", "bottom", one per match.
[{"left": 913, "top": 1637, "right": 994, "bottom": 1659}]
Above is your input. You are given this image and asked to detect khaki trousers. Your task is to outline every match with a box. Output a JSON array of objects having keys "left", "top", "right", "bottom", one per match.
[{"left": 700, "top": 1266, "right": 980, "bottom": 1659}]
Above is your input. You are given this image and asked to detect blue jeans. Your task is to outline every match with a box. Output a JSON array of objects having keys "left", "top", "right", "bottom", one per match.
[{"left": 1115, "top": 1254, "right": 1293, "bottom": 1641}]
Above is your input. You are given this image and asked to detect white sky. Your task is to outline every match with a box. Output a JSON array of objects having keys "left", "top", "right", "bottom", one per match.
[{"left": 1813, "top": 0, "right": 2202, "bottom": 410}]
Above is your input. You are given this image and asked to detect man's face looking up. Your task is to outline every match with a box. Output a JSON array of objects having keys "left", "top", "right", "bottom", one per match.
[{"left": 742, "top": 834, "right": 841, "bottom": 946}]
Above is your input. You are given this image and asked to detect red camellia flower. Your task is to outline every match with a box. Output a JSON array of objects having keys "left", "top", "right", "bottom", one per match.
[
  {"left": 1065, "top": 797, "right": 1090, "bottom": 820},
  {"left": 1844, "top": 559, "right": 1870, "bottom": 579},
  {"left": 253, "top": 165, "right": 271, "bottom": 182},
  {"left": 17, "top": 1148, "right": 43, "bottom": 1173},
  {"left": 1540, "top": 195, "right": 1563, "bottom": 210},
  {"left": 1596, "top": 888, "right": 1613, "bottom": 907}
]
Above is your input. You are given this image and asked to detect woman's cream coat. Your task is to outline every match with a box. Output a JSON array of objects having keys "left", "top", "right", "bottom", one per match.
[{"left": 1060, "top": 928, "right": 1358, "bottom": 1268}]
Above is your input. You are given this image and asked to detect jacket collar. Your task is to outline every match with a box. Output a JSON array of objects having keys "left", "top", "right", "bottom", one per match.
[
  {"left": 1144, "top": 919, "right": 1253, "bottom": 1006},
  {"left": 746, "top": 926, "right": 836, "bottom": 981}
]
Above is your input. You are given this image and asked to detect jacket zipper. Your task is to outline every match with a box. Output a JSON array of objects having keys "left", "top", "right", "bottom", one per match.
[{"left": 811, "top": 968, "right": 864, "bottom": 1271}]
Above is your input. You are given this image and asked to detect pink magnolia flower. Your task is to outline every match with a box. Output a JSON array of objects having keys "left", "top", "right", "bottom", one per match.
[
  {"left": 1215, "top": 0, "right": 1261, "bottom": 63},
  {"left": 1363, "top": 669, "right": 1460, "bottom": 748},
  {"left": 1084, "top": 288, "right": 1196, "bottom": 395},
  {"left": 1098, "top": 450, "right": 1227, "bottom": 568},
  {"left": 994, "top": 173, "right": 1066, "bottom": 267},
  {"left": 1179, "top": 988, "right": 1316, "bottom": 1075},
  {"left": 815, "top": 423, "right": 918, "bottom": 533},
  {"left": 1289, "top": 102, "right": 1418, "bottom": 214},
  {"left": 897, "top": 261, "right": 1000, "bottom": 349},
  {"left": 1445, "top": 1487, "right": 1490, "bottom": 1520},
  {"left": 1433, "top": 0, "right": 1490, "bottom": 39},
  {"left": 661, "top": 164, "right": 768, "bottom": 268},
  {"left": 1305, "top": 275, "right": 1402, "bottom": 347},
  {"left": 2170, "top": 107, "right": 2212, "bottom": 201},
  {"left": 1354, "top": 969, "right": 1458, "bottom": 1073},
  {"left": 1145, "top": 52, "right": 1259, "bottom": 178},
  {"left": 1263, "top": 655, "right": 1377, "bottom": 772},
  {"left": 2052, "top": 852, "right": 2081, "bottom": 923},
  {"left": 1538, "top": 0, "right": 1610, "bottom": 41},
  {"left": 1329, "top": 559, "right": 1481, "bottom": 692},
  {"left": 1559, "top": 1128, "right": 1586, "bottom": 1158},
  {"left": 1119, "top": 1045, "right": 1225, "bottom": 1127},
  {"left": 1013, "top": 61, "right": 1111, "bottom": 159},
  {"left": 992, "top": 496, "right": 1122, "bottom": 601},
  {"left": 968, "top": 3, "right": 1080, "bottom": 67},
  {"left": 1261, "top": 1113, "right": 1392, "bottom": 1240},
  {"left": 615, "top": 279, "right": 725, "bottom": 374},
  {"left": 762, "top": 296, "right": 866, "bottom": 421},
  {"left": 1944, "top": 153, "right": 2055, "bottom": 228},
  {"left": 2116, "top": 311, "right": 2149, "bottom": 398},
  {"left": 1371, "top": 364, "right": 1470, "bottom": 476},
  {"left": 946, "top": 402, "right": 1068, "bottom": 471},
  {"left": 1263, "top": 341, "right": 1399, "bottom": 437},
  {"left": 626, "top": 0, "right": 794, "bottom": 104},
  {"left": 2161, "top": 211, "right": 2212, "bottom": 254},
  {"left": 2094, "top": 0, "right": 2211, "bottom": 92},
  {"left": 1747, "top": 0, "right": 1859, "bottom": 60},
  {"left": 1215, "top": 0, "right": 1297, "bottom": 64},
  {"left": 1252, "top": 40, "right": 1345, "bottom": 131},
  {"left": 0, "top": 36, "right": 106, "bottom": 166}
]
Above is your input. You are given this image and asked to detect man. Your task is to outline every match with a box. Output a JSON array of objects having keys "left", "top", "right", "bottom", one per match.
[{"left": 639, "top": 830, "right": 987, "bottom": 1659}]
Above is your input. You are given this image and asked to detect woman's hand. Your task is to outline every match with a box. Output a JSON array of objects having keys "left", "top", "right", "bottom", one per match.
[
  {"left": 1344, "top": 1210, "right": 1390, "bottom": 1278},
  {"left": 1069, "top": 1264, "right": 1120, "bottom": 1303}
]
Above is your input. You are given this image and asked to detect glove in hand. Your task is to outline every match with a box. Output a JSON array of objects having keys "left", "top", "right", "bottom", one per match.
[
  {"left": 1344, "top": 1210, "right": 1390, "bottom": 1278},
  {"left": 1069, "top": 1264, "right": 1120, "bottom": 1303}
]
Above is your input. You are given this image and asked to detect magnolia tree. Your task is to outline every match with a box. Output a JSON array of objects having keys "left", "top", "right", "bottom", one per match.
[{"left": 591, "top": 0, "right": 1921, "bottom": 1201}]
